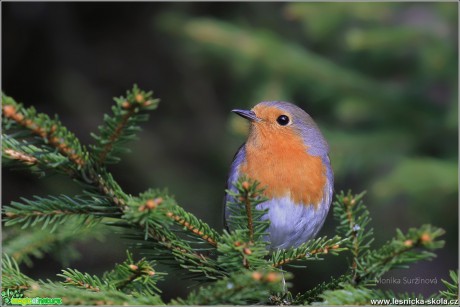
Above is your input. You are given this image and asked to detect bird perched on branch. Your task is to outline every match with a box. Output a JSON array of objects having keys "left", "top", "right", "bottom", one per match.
[{"left": 225, "top": 101, "right": 333, "bottom": 251}]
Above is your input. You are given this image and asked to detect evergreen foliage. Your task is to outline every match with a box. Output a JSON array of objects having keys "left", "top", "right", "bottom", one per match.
[
  {"left": 2, "top": 254, "right": 34, "bottom": 291},
  {"left": 440, "top": 270, "right": 459, "bottom": 301},
  {"left": 3, "top": 224, "right": 108, "bottom": 267},
  {"left": 1, "top": 87, "right": 456, "bottom": 305},
  {"left": 90, "top": 85, "right": 159, "bottom": 165}
]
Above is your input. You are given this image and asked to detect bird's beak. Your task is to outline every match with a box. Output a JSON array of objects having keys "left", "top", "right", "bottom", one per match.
[{"left": 232, "top": 109, "right": 260, "bottom": 122}]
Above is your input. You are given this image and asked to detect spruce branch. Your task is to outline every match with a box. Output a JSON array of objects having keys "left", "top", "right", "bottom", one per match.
[
  {"left": 439, "top": 270, "right": 459, "bottom": 301},
  {"left": 59, "top": 269, "right": 105, "bottom": 292},
  {"left": 120, "top": 191, "right": 224, "bottom": 280},
  {"left": 355, "top": 224, "right": 445, "bottom": 284},
  {"left": 334, "top": 191, "right": 445, "bottom": 287},
  {"left": 293, "top": 274, "right": 348, "bottom": 304},
  {"left": 3, "top": 194, "right": 119, "bottom": 232},
  {"left": 2, "top": 94, "right": 89, "bottom": 168},
  {"left": 171, "top": 270, "right": 289, "bottom": 305},
  {"left": 134, "top": 188, "right": 220, "bottom": 247},
  {"left": 242, "top": 181, "right": 255, "bottom": 242},
  {"left": 318, "top": 283, "right": 380, "bottom": 305},
  {"left": 217, "top": 178, "right": 271, "bottom": 272},
  {"left": 166, "top": 205, "right": 219, "bottom": 247},
  {"left": 2, "top": 93, "right": 132, "bottom": 210},
  {"left": 3, "top": 225, "right": 107, "bottom": 267},
  {"left": 53, "top": 252, "right": 164, "bottom": 301},
  {"left": 1, "top": 254, "right": 33, "bottom": 292},
  {"left": 333, "top": 191, "right": 373, "bottom": 283},
  {"left": 2, "top": 135, "right": 72, "bottom": 176},
  {"left": 318, "top": 284, "right": 436, "bottom": 305},
  {"left": 25, "top": 282, "right": 164, "bottom": 305},
  {"left": 217, "top": 230, "right": 270, "bottom": 272},
  {"left": 271, "top": 235, "right": 347, "bottom": 268},
  {"left": 90, "top": 84, "right": 159, "bottom": 164},
  {"left": 113, "top": 220, "right": 225, "bottom": 281},
  {"left": 83, "top": 167, "right": 130, "bottom": 209},
  {"left": 103, "top": 251, "right": 165, "bottom": 295},
  {"left": 4, "top": 148, "right": 37, "bottom": 165},
  {"left": 225, "top": 176, "right": 269, "bottom": 243},
  {"left": 3, "top": 89, "right": 223, "bottom": 280}
]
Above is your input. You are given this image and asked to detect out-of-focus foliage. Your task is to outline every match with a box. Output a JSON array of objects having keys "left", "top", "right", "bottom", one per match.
[
  {"left": 3, "top": 1, "right": 457, "bottom": 300},
  {"left": 0, "top": 92, "right": 448, "bottom": 304},
  {"left": 158, "top": 3, "right": 457, "bottom": 191},
  {"left": 156, "top": 5, "right": 458, "bottom": 292}
]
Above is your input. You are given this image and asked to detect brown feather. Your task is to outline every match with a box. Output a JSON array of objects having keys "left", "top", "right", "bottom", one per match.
[{"left": 240, "top": 105, "right": 326, "bottom": 208}]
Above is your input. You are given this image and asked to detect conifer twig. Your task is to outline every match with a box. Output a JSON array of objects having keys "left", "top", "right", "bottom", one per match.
[
  {"left": 355, "top": 225, "right": 445, "bottom": 284},
  {"left": 2, "top": 101, "right": 87, "bottom": 167},
  {"left": 439, "top": 270, "right": 458, "bottom": 300},
  {"left": 1, "top": 254, "right": 33, "bottom": 291},
  {"left": 333, "top": 191, "right": 372, "bottom": 284},
  {"left": 241, "top": 181, "right": 255, "bottom": 242},
  {"left": 91, "top": 85, "right": 159, "bottom": 165},
  {"left": 225, "top": 177, "right": 267, "bottom": 243},
  {"left": 166, "top": 210, "right": 218, "bottom": 246},
  {"left": 293, "top": 274, "right": 348, "bottom": 304},
  {"left": 3, "top": 224, "right": 107, "bottom": 267},
  {"left": 271, "top": 236, "right": 346, "bottom": 268},
  {"left": 98, "top": 107, "right": 135, "bottom": 164},
  {"left": 171, "top": 270, "right": 286, "bottom": 305},
  {"left": 4, "top": 148, "right": 37, "bottom": 165},
  {"left": 2, "top": 134, "right": 75, "bottom": 176}
]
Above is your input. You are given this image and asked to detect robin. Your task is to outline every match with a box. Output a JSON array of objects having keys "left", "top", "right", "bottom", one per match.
[{"left": 225, "top": 101, "right": 333, "bottom": 250}]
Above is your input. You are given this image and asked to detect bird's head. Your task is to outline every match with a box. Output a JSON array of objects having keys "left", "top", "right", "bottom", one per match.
[{"left": 232, "top": 101, "right": 329, "bottom": 156}]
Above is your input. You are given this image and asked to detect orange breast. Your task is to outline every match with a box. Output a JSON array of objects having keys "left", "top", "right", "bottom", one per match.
[{"left": 241, "top": 127, "right": 326, "bottom": 209}]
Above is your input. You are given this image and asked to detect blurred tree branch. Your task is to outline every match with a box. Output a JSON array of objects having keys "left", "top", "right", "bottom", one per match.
[{"left": 2, "top": 86, "right": 453, "bottom": 305}]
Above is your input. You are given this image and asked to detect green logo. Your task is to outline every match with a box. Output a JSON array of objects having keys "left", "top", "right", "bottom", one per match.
[
  {"left": 1, "top": 289, "right": 24, "bottom": 305},
  {"left": 1, "top": 291, "right": 62, "bottom": 306}
]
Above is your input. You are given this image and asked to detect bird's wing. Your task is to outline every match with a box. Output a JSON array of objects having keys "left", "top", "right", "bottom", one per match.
[{"left": 223, "top": 143, "right": 247, "bottom": 230}]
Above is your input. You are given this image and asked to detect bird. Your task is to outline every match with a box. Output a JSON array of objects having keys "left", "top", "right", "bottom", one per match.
[{"left": 224, "top": 101, "right": 333, "bottom": 251}]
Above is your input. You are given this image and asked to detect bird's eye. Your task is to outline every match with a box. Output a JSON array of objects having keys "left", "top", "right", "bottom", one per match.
[{"left": 276, "top": 115, "right": 290, "bottom": 126}]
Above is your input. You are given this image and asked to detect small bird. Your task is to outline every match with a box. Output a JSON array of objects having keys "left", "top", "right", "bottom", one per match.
[{"left": 225, "top": 101, "right": 333, "bottom": 250}]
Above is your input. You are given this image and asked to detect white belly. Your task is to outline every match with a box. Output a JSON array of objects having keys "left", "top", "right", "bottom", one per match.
[{"left": 257, "top": 196, "right": 330, "bottom": 250}]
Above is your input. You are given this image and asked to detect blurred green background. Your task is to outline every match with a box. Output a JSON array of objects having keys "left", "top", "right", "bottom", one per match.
[{"left": 3, "top": 2, "right": 458, "bottom": 301}]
